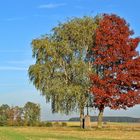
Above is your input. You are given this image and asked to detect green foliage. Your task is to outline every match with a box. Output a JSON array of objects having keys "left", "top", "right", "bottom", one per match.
[
  {"left": 24, "top": 102, "right": 40, "bottom": 126},
  {"left": 62, "top": 122, "right": 67, "bottom": 127},
  {"left": 38, "top": 121, "right": 46, "bottom": 127},
  {"left": 46, "top": 122, "right": 53, "bottom": 127},
  {"left": 0, "top": 104, "right": 10, "bottom": 126},
  {"left": 0, "top": 102, "right": 41, "bottom": 126},
  {"left": 53, "top": 122, "right": 61, "bottom": 127},
  {"left": 28, "top": 16, "right": 100, "bottom": 116}
]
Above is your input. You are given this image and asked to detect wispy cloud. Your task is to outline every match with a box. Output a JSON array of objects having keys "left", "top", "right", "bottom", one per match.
[
  {"left": 74, "top": 5, "right": 84, "bottom": 9},
  {"left": 7, "top": 60, "right": 34, "bottom": 65},
  {"left": 0, "top": 84, "right": 26, "bottom": 87},
  {"left": 107, "top": 4, "right": 119, "bottom": 9},
  {"left": 0, "top": 66, "right": 27, "bottom": 71},
  {"left": 0, "top": 50, "right": 30, "bottom": 54},
  {"left": 34, "top": 14, "right": 49, "bottom": 18},
  {"left": 4, "top": 17, "right": 26, "bottom": 21},
  {"left": 38, "top": 3, "right": 66, "bottom": 9}
]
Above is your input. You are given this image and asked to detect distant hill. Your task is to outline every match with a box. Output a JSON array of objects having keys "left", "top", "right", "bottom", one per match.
[{"left": 69, "top": 116, "right": 140, "bottom": 123}]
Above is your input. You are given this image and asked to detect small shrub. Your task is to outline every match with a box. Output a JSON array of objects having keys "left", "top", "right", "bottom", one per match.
[
  {"left": 46, "top": 122, "right": 53, "bottom": 127},
  {"left": 103, "top": 122, "right": 107, "bottom": 125},
  {"left": 53, "top": 122, "right": 60, "bottom": 127},
  {"left": 38, "top": 122, "right": 46, "bottom": 127},
  {"left": 62, "top": 122, "right": 67, "bottom": 127}
]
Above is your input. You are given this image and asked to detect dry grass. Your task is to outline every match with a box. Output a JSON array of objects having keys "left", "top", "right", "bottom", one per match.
[{"left": 0, "top": 122, "right": 140, "bottom": 140}]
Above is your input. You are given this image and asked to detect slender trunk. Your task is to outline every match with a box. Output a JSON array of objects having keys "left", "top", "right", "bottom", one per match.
[
  {"left": 80, "top": 108, "right": 84, "bottom": 128},
  {"left": 97, "top": 108, "right": 104, "bottom": 128}
]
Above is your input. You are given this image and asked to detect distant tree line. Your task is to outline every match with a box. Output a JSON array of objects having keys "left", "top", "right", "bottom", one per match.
[
  {"left": 69, "top": 116, "right": 140, "bottom": 123},
  {"left": 0, "top": 102, "right": 40, "bottom": 126}
]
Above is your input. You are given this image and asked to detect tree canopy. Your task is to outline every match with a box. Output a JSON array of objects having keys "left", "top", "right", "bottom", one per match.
[
  {"left": 90, "top": 14, "right": 140, "bottom": 128},
  {"left": 28, "top": 16, "right": 99, "bottom": 118},
  {"left": 0, "top": 102, "right": 40, "bottom": 126},
  {"left": 28, "top": 14, "right": 140, "bottom": 129},
  {"left": 24, "top": 102, "right": 40, "bottom": 126}
]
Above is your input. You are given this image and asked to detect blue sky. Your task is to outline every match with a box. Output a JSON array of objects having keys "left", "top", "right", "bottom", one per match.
[{"left": 0, "top": 0, "right": 140, "bottom": 120}]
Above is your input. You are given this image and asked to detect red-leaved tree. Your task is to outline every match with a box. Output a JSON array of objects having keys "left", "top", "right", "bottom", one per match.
[{"left": 90, "top": 14, "right": 140, "bottom": 128}]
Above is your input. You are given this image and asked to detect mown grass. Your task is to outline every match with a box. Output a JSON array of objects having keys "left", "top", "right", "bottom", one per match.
[{"left": 0, "top": 122, "right": 140, "bottom": 140}]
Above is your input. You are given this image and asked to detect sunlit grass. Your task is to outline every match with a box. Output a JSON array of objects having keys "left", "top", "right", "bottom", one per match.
[{"left": 0, "top": 122, "right": 140, "bottom": 140}]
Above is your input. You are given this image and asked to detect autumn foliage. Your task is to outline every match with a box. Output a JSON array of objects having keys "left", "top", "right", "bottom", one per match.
[{"left": 91, "top": 14, "right": 140, "bottom": 113}]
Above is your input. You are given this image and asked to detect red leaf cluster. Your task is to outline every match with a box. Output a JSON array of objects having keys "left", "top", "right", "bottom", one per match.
[{"left": 90, "top": 14, "right": 140, "bottom": 111}]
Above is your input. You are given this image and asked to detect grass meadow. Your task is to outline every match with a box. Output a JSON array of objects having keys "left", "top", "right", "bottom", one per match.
[{"left": 0, "top": 122, "right": 140, "bottom": 140}]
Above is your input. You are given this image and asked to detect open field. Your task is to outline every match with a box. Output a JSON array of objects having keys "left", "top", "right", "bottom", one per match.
[{"left": 0, "top": 122, "right": 140, "bottom": 140}]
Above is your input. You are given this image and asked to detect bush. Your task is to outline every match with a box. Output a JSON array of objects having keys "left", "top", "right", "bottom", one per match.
[
  {"left": 46, "top": 122, "right": 53, "bottom": 127},
  {"left": 53, "top": 122, "right": 61, "bottom": 127},
  {"left": 38, "top": 122, "right": 46, "bottom": 127},
  {"left": 62, "top": 122, "right": 67, "bottom": 127},
  {"left": 103, "top": 122, "right": 107, "bottom": 125}
]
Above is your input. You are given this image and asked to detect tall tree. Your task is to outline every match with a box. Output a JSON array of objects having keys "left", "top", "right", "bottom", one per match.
[
  {"left": 13, "top": 106, "right": 24, "bottom": 126},
  {"left": 7, "top": 106, "right": 15, "bottom": 126},
  {"left": 0, "top": 104, "right": 10, "bottom": 126},
  {"left": 24, "top": 102, "right": 40, "bottom": 126},
  {"left": 90, "top": 14, "right": 140, "bottom": 128},
  {"left": 28, "top": 16, "right": 99, "bottom": 127}
]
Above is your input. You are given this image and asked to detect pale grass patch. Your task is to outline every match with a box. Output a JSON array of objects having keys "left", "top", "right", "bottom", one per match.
[{"left": 2, "top": 122, "right": 140, "bottom": 140}]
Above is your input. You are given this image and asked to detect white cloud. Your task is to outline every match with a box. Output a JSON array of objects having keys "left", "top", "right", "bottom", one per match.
[
  {"left": 0, "top": 50, "right": 30, "bottom": 53},
  {"left": 38, "top": 3, "right": 66, "bottom": 9},
  {"left": 74, "top": 5, "right": 84, "bottom": 9},
  {"left": 0, "top": 66, "right": 27, "bottom": 71},
  {"left": 5, "top": 17, "right": 26, "bottom": 21},
  {"left": 7, "top": 60, "right": 34, "bottom": 65},
  {"left": 0, "top": 50, "right": 31, "bottom": 56},
  {"left": 0, "top": 83, "right": 26, "bottom": 87}
]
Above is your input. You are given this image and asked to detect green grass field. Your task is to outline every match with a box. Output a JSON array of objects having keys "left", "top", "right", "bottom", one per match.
[{"left": 0, "top": 122, "right": 140, "bottom": 140}]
